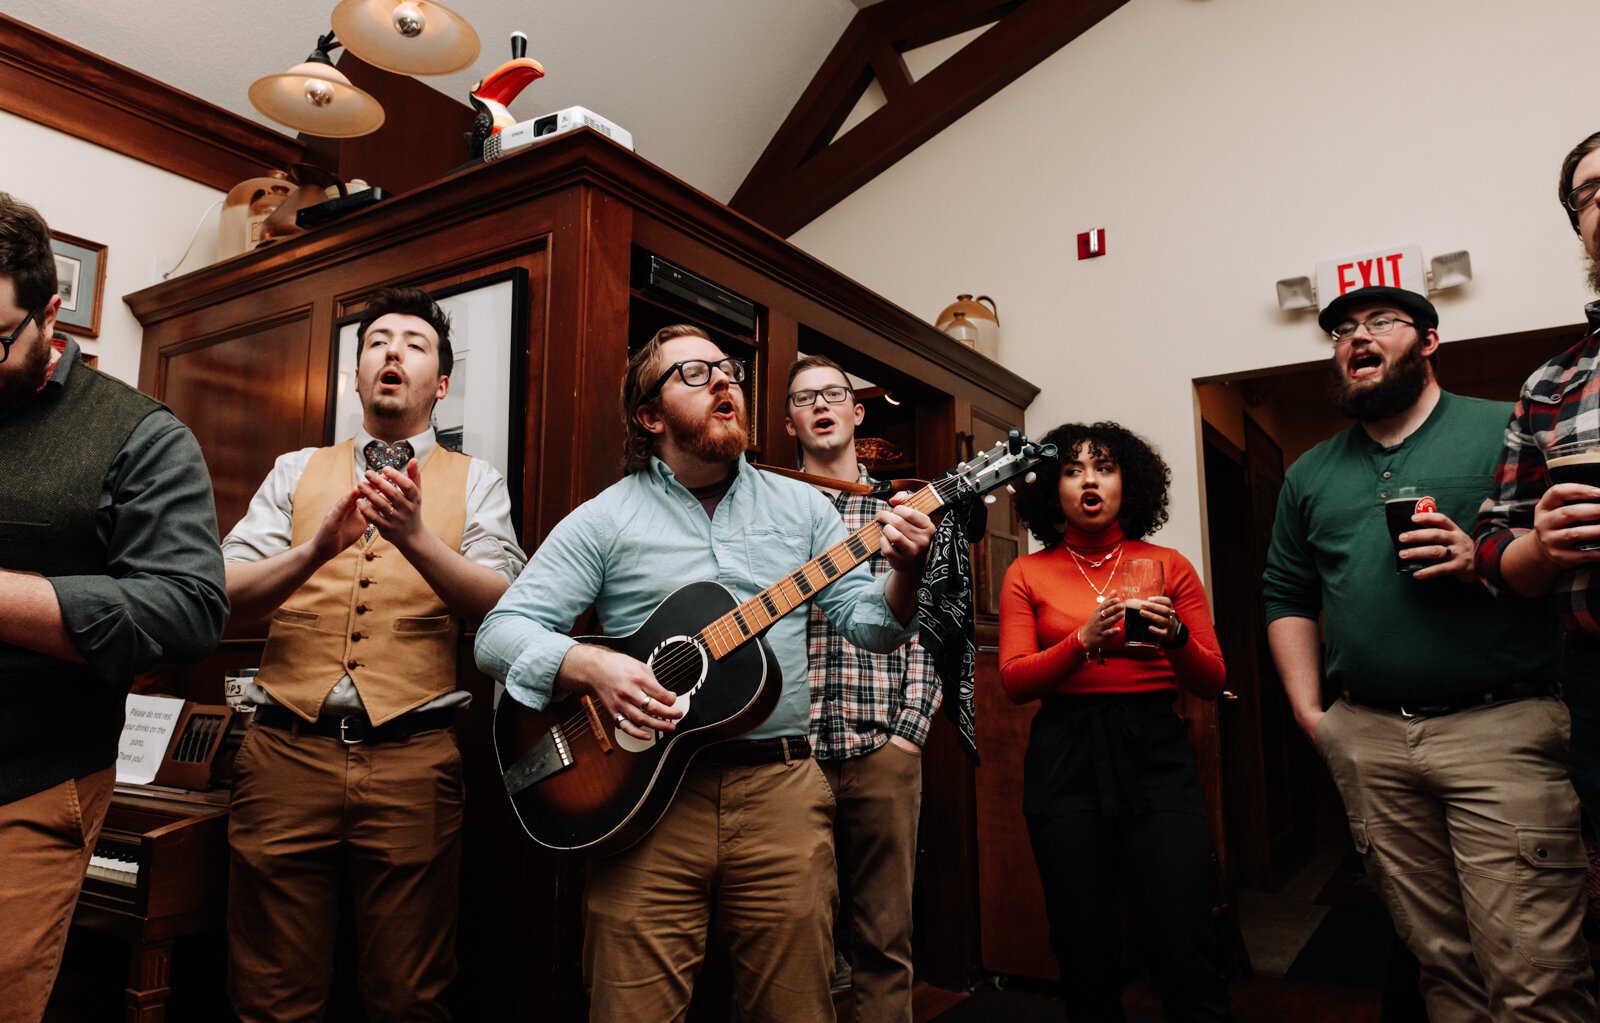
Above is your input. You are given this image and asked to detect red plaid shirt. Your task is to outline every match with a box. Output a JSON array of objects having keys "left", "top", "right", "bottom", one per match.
[
  {"left": 1474, "top": 301, "right": 1600, "bottom": 636},
  {"left": 806, "top": 471, "right": 941, "bottom": 758}
]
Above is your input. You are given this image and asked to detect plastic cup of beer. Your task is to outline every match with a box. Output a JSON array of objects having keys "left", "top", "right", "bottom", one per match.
[
  {"left": 1120, "top": 558, "right": 1165, "bottom": 649},
  {"left": 1545, "top": 438, "right": 1600, "bottom": 552},
  {"left": 1385, "top": 487, "right": 1437, "bottom": 574}
]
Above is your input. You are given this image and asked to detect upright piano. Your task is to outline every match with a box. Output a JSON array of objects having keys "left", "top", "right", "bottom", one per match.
[{"left": 74, "top": 784, "right": 230, "bottom": 1023}]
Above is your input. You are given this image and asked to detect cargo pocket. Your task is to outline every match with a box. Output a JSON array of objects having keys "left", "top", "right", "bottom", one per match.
[
  {"left": 1514, "top": 826, "right": 1590, "bottom": 970},
  {"left": 1350, "top": 818, "right": 1411, "bottom": 940}
]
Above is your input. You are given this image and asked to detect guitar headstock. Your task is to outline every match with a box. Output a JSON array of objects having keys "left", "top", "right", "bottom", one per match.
[{"left": 935, "top": 429, "right": 1059, "bottom": 505}]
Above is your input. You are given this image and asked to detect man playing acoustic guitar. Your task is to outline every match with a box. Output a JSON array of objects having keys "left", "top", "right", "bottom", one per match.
[{"left": 476, "top": 324, "right": 934, "bottom": 1022}]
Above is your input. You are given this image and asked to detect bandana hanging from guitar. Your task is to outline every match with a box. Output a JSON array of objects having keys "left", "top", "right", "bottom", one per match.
[{"left": 918, "top": 489, "right": 985, "bottom": 765}]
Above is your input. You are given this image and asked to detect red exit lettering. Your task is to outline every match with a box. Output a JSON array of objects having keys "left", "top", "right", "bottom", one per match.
[{"left": 1337, "top": 252, "right": 1408, "bottom": 295}]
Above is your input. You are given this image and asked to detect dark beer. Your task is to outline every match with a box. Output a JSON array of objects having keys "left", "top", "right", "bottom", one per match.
[
  {"left": 1384, "top": 495, "right": 1435, "bottom": 574},
  {"left": 1123, "top": 600, "right": 1157, "bottom": 647},
  {"left": 1546, "top": 450, "right": 1600, "bottom": 551}
]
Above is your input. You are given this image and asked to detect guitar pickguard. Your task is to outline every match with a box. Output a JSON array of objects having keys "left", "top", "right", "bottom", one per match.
[{"left": 613, "top": 634, "right": 708, "bottom": 754}]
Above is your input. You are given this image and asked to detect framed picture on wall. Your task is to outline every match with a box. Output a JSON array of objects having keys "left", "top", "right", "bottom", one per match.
[
  {"left": 330, "top": 268, "right": 529, "bottom": 536},
  {"left": 50, "top": 231, "right": 107, "bottom": 338}
]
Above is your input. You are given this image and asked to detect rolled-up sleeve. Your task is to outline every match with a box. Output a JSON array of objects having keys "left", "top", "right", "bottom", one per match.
[
  {"left": 1473, "top": 400, "right": 1543, "bottom": 598},
  {"left": 475, "top": 504, "right": 609, "bottom": 710},
  {"left": 51, "top": 412, "right": 228, "bottom": 680}
]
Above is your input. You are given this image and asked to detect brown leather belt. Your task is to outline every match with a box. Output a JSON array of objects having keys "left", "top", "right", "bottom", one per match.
[{"left": 697, "top": 735, "right": 811, "bottom": 767}]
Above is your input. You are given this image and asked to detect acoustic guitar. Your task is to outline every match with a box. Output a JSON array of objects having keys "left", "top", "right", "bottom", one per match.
[{"left": 494, "top": 430, "right": 1056, "bottom": 853}]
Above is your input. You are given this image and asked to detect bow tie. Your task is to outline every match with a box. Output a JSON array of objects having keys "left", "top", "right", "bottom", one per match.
[{"left": 364, "top": 439, "right": 415, "bottom": 473}]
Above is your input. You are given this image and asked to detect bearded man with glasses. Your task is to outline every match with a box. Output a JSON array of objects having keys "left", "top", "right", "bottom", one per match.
[
  {"left": 477, "top": 324, "right": 934, "bottom": 1021},
  {"left": 1479, "top": 129, "right": 1600, "bottom": 867},
  {"left": 1266, "top": 284, "right": 1593, "bottom": 1020},
  {"left": 0, "top": 193, "right": 227, "bottom": 1019}
]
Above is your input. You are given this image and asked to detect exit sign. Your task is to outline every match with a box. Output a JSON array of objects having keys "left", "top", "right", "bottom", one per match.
[{"left": 1315, "top": 245, "right": 1426, "bottom": 308}]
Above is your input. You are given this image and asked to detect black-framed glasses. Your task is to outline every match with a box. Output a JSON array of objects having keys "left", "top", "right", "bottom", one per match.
[
  {"left": 788, "top": 385, "right": 852, "bottom": 407},
  {"left": 1329, "top": 315, "right": 1414, "bottom": 344},
  {"left": 0, "top": 309, "right": 36, "bottom": 364},
  {"left": 1567, "top": 180, "right": 1600, "bottom": 214},
  {"left": 644, "top": 357, "right": 747, "bottom": 400}
]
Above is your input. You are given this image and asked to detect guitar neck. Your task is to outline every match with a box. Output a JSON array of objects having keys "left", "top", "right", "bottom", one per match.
[{"left": 698, "top": 483, "right": 947, "bottom": 660}]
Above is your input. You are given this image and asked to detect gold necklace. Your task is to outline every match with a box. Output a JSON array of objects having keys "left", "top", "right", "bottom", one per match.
[{"left": 1065, "top": 544, "right": 1123, "bottom": 603}]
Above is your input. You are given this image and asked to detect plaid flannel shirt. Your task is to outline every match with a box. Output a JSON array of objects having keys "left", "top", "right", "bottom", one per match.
[
  {"left": 806, "top": 470, "right": 942, "bottom": 759},
  {"left": 1474, "top": 301, "right": 1600, "bottom": 636}
]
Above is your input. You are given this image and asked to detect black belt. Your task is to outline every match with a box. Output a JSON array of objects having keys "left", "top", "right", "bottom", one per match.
[
  {"left": 253, "top": 705, "right": 456, "bottom": 744},
  {"left": 697, "top": 735, "right": 811, "bottom": 767},
  {"left": 1341, "top": 682, "right": 1559, "bottom": 719}
]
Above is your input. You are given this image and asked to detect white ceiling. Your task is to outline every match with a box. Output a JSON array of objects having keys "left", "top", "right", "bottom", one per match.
[{"left": 3, "top": 0, "right": 867, "bottom": 202}]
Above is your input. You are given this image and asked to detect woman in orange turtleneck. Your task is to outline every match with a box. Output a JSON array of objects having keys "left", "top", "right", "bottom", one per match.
[{"left": 999, "top": 422, "right": 1228, "bottom": 1023}]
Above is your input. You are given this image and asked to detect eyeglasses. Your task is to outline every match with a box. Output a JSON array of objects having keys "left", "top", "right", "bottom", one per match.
[
  {"left": 787, "top": 385, "right": 852, "bottom": 407},
  {"left": 1328, "top": 315, "right": 1415, "bottom": 344},
  {"left": 0, "top": 309, "right": 36, "bottom": 364},
  {"left": 1567, "top": 180, "right": 1600, "bottom": 214},
  {"left": 644, "top": 357, "right": 747, "bottom": 400}
]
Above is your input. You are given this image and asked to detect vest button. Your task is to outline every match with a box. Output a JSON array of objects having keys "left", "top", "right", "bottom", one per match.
[
  {"left": 364, "top": 551, "right": 377, "bottom": 561},
  {"left": 351, "top": 632, "right": 365, "bottom": 642},
  {"left": 359, "top": 578, "right": 371, "bottom": 587},
  {"left": 356, "top": 604, "right": 369, "bottom": 614},
  {"left": 347, "top": 659, "right": 360, "bottom": 670}
]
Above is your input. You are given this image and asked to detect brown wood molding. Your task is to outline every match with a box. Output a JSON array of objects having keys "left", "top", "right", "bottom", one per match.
[
  {"left": 731, "top": 0, "right": 1130, "bottom": 237},
  {"left": 0, "top": 13, "right": 304, "bottom": 191},
  {"left": 129, "top": 130, "right": 1040, "bottom": 412}
]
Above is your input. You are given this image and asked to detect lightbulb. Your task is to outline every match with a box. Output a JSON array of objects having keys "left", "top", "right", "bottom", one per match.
[
  {"left": 393, "top": 1, "right": 426, "bottom": 37},
  {"left": 305, "top": 79, "right": 334, "bottom": 107}
]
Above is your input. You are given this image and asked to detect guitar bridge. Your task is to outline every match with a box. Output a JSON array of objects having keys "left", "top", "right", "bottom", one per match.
[
  {"left": 581, "top": 695, "right": 615, "bottom": 753},
  {"left": 502, "top": 726, "right": 574, "bottom": 797}
]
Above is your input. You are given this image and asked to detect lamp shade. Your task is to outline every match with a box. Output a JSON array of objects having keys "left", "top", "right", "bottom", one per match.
[
  {"left": 332, "top": 0, "right": 480, "bottom": 75},
  {"left": 249, "top": 61, "right": 385, "bottom": 137}
]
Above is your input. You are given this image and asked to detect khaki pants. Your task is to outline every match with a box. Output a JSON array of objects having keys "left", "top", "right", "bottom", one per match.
[
  {"left": 0, "top": 767, "right": 114, "bottom": 1023},
  {"left": 227, "top": 723, "right": 463, "bottom": 1023},
  {"left": 584, "top": 758, "right": 837, "bottom": 1023},
  {"left": 1317, "top": 697, "right": 1595, "bottom": 1023},
  {"left": 820, "top": 740, "right": 923, "bottom": 1023}
]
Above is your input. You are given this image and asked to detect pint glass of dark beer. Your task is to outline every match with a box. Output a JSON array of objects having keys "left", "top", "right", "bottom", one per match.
[
  {"left": 1121, "top": 558, "right": 1164, "bottom": 649},
  {"left": 1385, "top": 486, "right": 1437, "bottom": 574},
  {"left": 1545, "top": 438, "right": 1600, "bottom": 552}
]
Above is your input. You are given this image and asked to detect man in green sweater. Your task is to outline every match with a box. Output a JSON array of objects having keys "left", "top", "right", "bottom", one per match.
[{"left": 1264, "top": 286, "right": 1593, "bottom": 1021}]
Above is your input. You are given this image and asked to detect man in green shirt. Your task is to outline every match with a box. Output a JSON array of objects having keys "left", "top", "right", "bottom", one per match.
[{"left": 1263, "top": 286, "right": 1593, "bottom": 1021}]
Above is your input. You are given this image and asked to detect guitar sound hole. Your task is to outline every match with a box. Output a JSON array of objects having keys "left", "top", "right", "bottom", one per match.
[{"left": 647, "top": 636, "right": 708, "bottom": 697}]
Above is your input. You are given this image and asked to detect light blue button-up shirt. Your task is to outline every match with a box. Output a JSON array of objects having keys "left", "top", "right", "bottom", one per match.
[{"left": 475, "top": 457, "right": 913, "bottom": 739}]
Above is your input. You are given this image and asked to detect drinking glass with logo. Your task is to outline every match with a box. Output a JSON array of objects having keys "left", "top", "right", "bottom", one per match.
[
  {"left": 1385, "top": 486, "right": 1438, "bottom": 573},
  {"left": 1120, "top": 558, "right": 1165, "bottom": 649},
  {"left": 1544, "top": 438, "right": 1600, "bottom": 552}
]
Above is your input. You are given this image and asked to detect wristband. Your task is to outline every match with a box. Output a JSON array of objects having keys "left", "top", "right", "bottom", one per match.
[{"left": 1161, "top": 620, "right": 1190, "bottom": 649}]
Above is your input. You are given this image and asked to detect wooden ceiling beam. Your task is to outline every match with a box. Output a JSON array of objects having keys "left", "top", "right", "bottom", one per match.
[{"left": 731, "top": 0, "right": 1129, "bottom": 238}]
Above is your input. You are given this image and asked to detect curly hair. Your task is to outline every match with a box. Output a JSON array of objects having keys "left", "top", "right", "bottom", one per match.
[
  {"left": 1015, "top": 421, "right": 1171, "bottom": 548},
  {"left": 0, "top": 193, "right": 57, "bottom": 314}
]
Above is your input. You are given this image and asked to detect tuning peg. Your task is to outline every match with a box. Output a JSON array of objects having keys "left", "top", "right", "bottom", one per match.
[
  {"left": 1008, "top": 429, "right": 1022, "bottom": 455},
  {"left": 1024, "top": 472, "right": 1037, "bottom": 484},
  {"left": 1005, "top": 484, "right": 1015, "bottom": 495},
  {"left": 983, "top": 494, "right": 996, "bottom": 505}
]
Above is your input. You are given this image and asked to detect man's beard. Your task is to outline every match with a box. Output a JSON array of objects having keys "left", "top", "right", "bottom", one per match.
[
  {"left": 1586, "top": 250, "right": 1600, "bottom": 294},
  {"left": 0, "top": 331, "right": 52, "bottom": 413},
  {"left": 663, "top": 392, "right": 749, "bottom": 463},
  {"left": 1328, "top": 336, "right": 1431, "bottom": 422}
]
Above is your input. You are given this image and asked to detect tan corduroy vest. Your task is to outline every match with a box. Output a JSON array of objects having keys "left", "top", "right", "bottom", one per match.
[{"left": 257, "top": 439, "right": 470, "bottom": 725}]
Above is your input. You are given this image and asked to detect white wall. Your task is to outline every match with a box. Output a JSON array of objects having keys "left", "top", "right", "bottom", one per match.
[
  {"left": 792, "top": 0, "right": 1600, "bottom": 565},
  {"left": 0, "top": 111, "right": 221, "bottom": 385}
]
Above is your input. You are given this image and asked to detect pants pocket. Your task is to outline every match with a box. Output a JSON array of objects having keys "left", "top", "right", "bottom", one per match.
[{"left": 1514, "top": 826, "right": 1590, "bottom": 970}]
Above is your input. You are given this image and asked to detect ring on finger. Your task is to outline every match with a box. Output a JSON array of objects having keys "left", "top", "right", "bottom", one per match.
[
  {"left": 641, "top": 696, "right": 653, "bottom": 711},
  {"left": 614, "top": 713, "right": 626, "bottom": 726}
]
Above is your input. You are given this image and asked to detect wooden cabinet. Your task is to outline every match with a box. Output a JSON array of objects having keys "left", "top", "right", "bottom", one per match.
[{"left": 128, "top": 130, "right": 1037, "bottom": 1015}]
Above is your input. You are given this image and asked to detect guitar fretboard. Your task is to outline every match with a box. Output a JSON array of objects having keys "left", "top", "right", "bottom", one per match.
[{"left": 699, "top": 485, "right": 948, "bottom": 659}]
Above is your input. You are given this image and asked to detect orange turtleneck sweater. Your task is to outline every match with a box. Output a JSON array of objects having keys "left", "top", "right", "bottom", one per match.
[{"left": 997, "top": 524, "right": 1226, "bottom": 703}]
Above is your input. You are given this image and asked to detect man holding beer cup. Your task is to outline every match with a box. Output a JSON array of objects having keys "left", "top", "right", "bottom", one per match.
[
  {"left": 1477, "top": 129, "right": 1600, "bottom": 851},
  {"left": 1265, "top": 285, "right": 1593, "bottom": 1021}
]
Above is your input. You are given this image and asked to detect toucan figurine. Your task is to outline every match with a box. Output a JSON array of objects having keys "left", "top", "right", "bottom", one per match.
[{"left": 466, "top": 31, "right": 545, "bottom": 158}]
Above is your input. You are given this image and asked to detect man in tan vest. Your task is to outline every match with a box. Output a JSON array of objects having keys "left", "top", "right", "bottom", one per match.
[{"left": 221, "top": 286, "right": 526, "bottom": 1022}]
